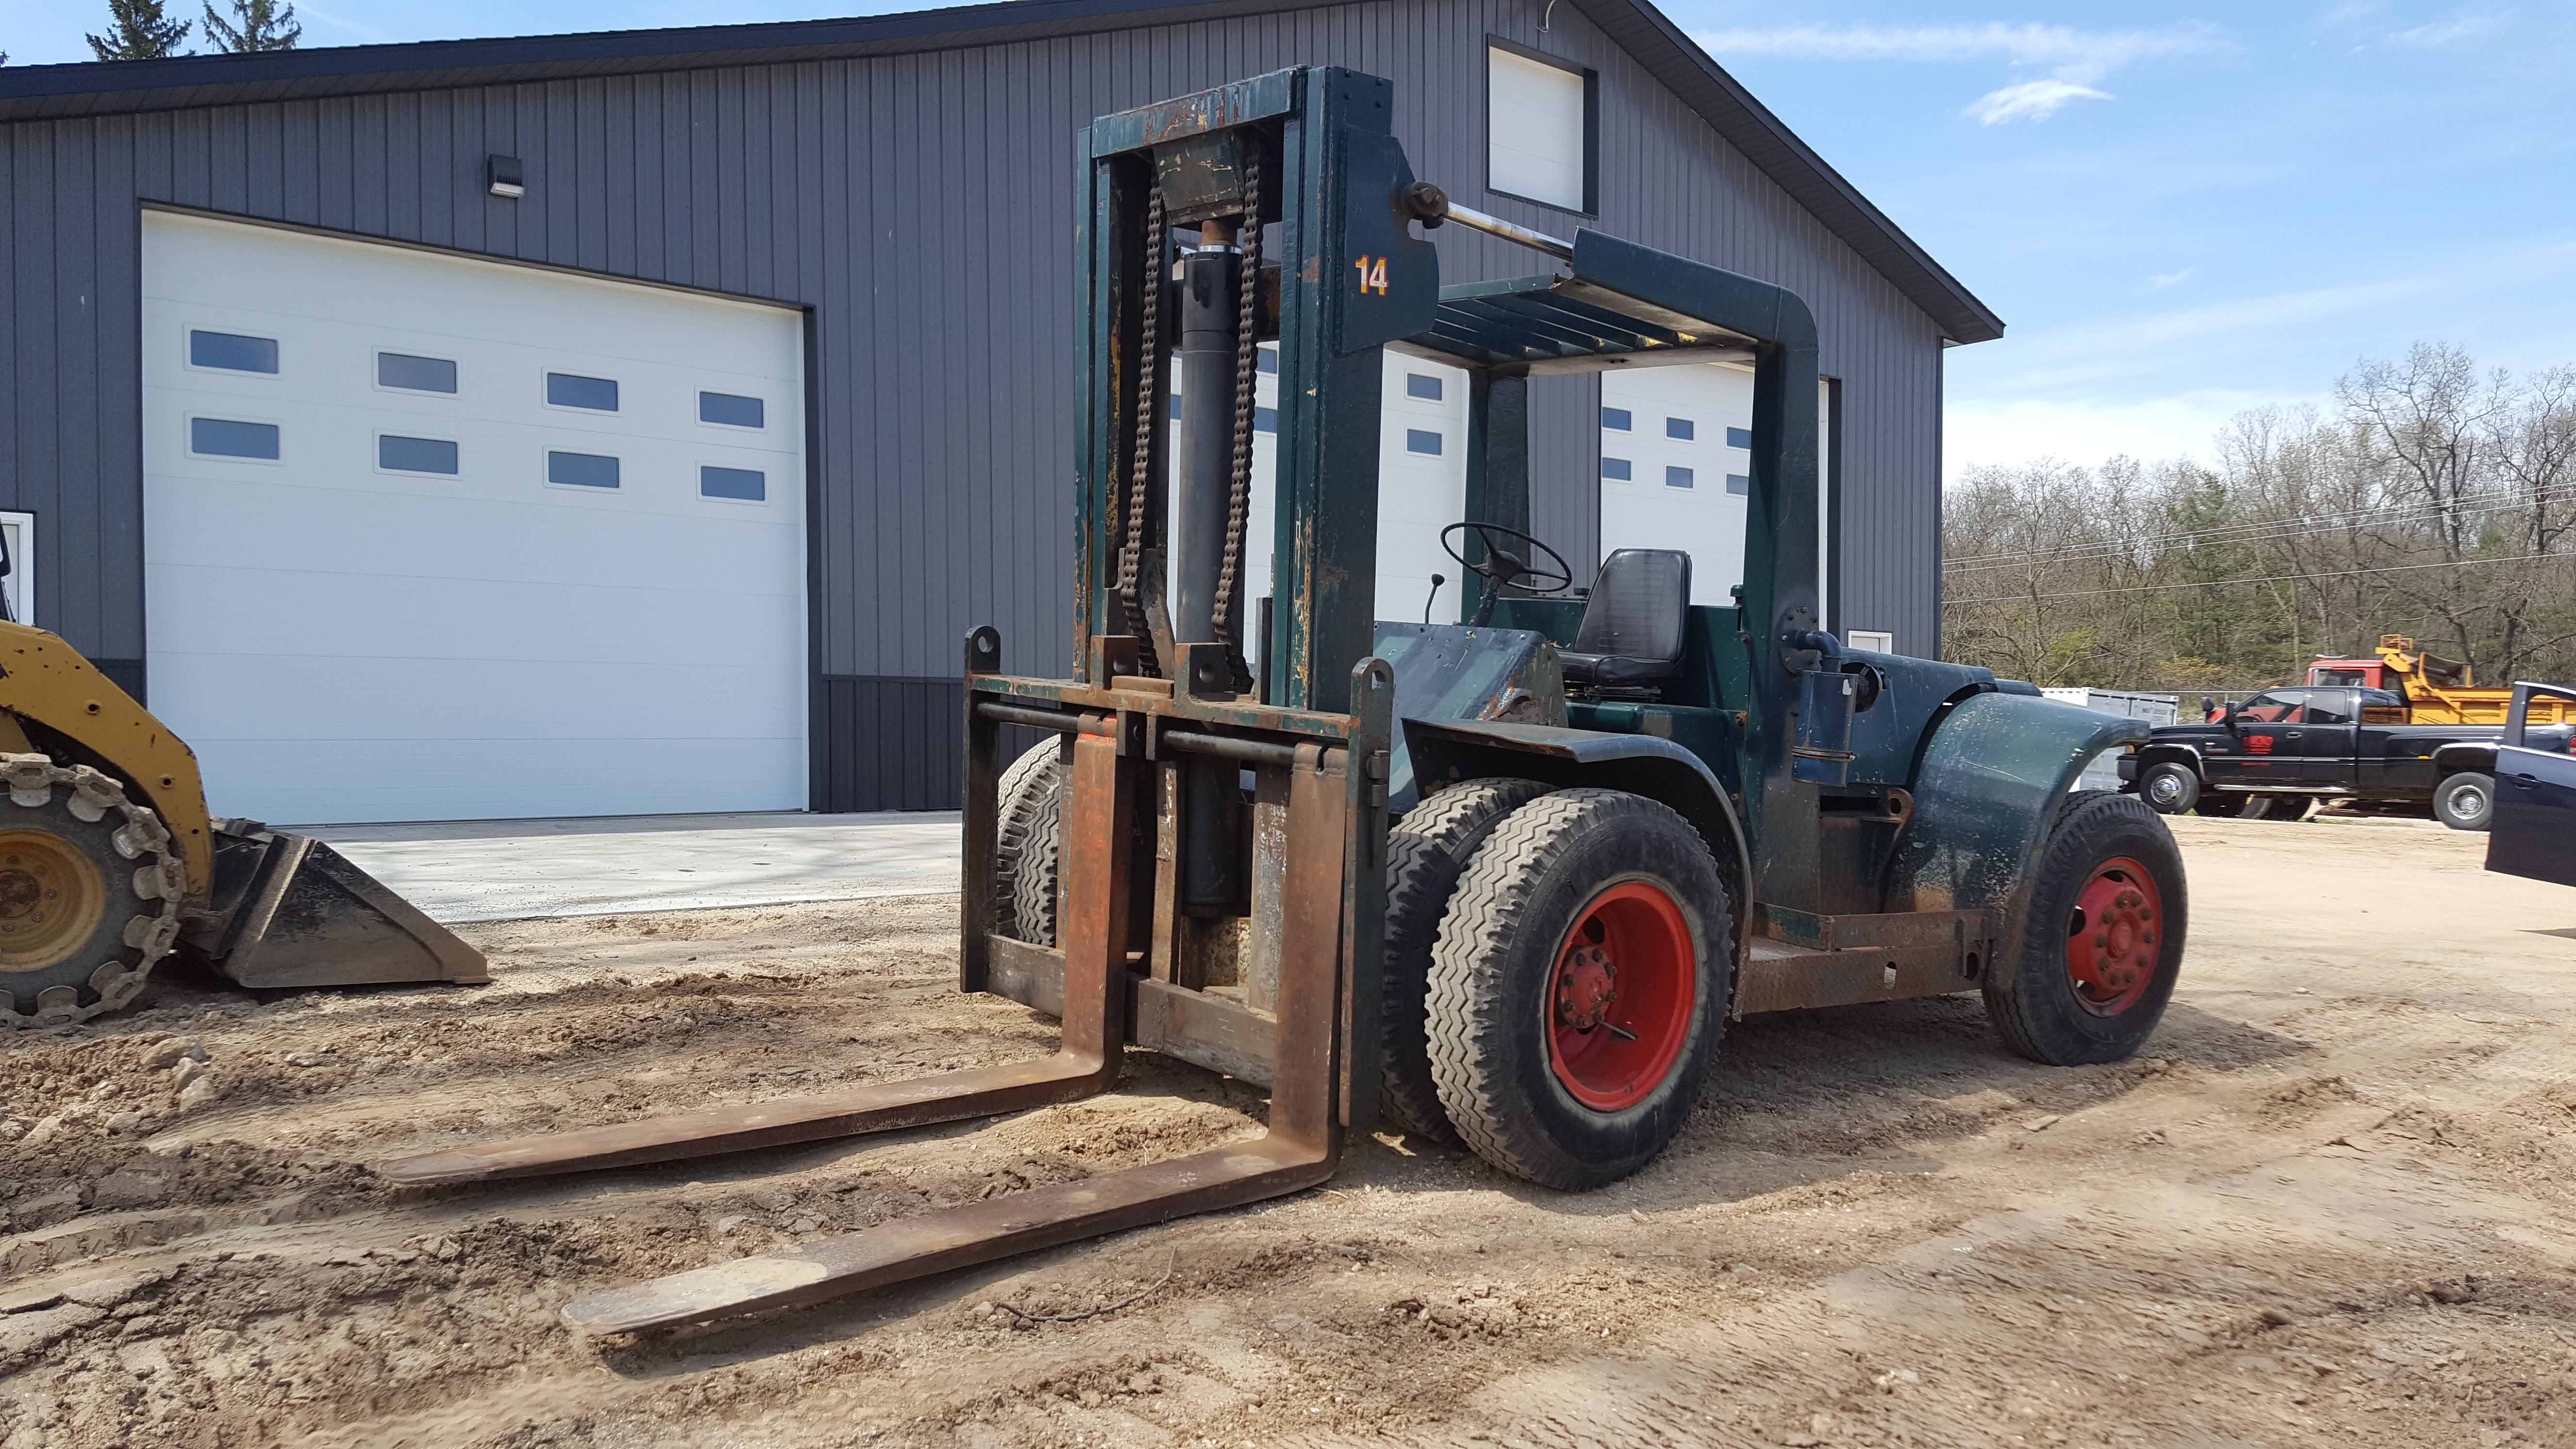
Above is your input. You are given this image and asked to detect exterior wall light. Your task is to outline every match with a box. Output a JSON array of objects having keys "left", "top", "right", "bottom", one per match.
[{"left": 487, "top": 154, "right": 525, "bottom": 199}]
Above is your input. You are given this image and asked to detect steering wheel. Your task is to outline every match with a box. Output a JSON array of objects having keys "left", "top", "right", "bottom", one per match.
[{"left": 1441, "top": 523, "right": 1574, "bottom": 626}]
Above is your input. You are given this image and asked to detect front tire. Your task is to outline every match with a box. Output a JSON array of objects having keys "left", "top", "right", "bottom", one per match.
[
  {"left": 0, "top": 756, "right": 186, "bottom": 1028},
  {"left": 2434, "top": 772, "right": 2493, "bottom": 832},
  {"left": 2139, "top": 762, "right": 2200, "bottom": 815},
  {"left": 1427, "top": 789, "right": 1731, "bottom": 1191},
  {"left": 993, "top": 741, "right": 1066, "bottom": 943},
  {"left": 1984, "top": 792, "right": 2186, "bottom": 1065},
  {"left": 1379, "top": 778, "right": 1548, "bottom": 1144}
]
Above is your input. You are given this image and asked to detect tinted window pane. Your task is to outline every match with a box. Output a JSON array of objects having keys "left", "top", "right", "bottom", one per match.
[
  {"left": 1405, "top": 429, "right": 1442, "bottom": 456},
  {"left": 1726, "top": 473, "right": 1750, "bottom": 495},
  {"left": 699, "top": 391, "right": 765, "bottom": 428},
  {"left": 1405, "top": 373, "right": 1443, "bottom": 401},
  {"left": 1665, "top": 466, "right": 1694, "bottom": 489},
  {"left": 191, "top": 418, "right": 279, "bottom": 459},
  {"left": 190, "top": 331, "right": 277, "bottom": 374},
  {"left": 1666, "top": 417, "right": 1695, "bottom": 440},
  {"left": 547, "top": 373, "right": 619, "bottom": 411},
  {"left": 1601, "top": 456, "right": 1632, "bottom": 481},
  {"left": 700, "top": 465, "right": 766, "bottom": 501},
  {"left": 1600, "top": 407, "right": 1631, "bottom": 431},
  {"left": 547, "top": 451, "right": 620, "bottom": 488},
  {"left": 1257, "top": 349, "right": 1278, "bottom": 374},
  {"left": 1255, "top": 406, "right": 1277, "bottom": 434},
  {"left": 379, "top": 353, "right": 458, "bottom": 393},
  {"left": 379, "top": 435, "right": 458, "bottom": 474},
  {"left": 1725, "top": 426, "right": 1754, "bottom": 449}
]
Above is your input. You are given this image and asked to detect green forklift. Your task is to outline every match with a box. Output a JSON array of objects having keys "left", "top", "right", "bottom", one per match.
[{"left": 376, "top": 66, "right": 2184, "bottom": 1333}]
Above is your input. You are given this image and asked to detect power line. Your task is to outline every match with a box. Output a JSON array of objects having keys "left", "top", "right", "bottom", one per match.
[{"left": 1941, "top": 550, "right": 2562, "bottom": 606}]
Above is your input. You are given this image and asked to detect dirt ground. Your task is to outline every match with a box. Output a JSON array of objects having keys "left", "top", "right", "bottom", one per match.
[{"left": 2, "top": 814, "right": 2574, "bottom": 1449}]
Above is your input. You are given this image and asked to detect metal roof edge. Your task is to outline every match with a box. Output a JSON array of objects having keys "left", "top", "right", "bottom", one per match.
[{"left": 1563, "top": 0, "right": 2003, "bottom": 345}]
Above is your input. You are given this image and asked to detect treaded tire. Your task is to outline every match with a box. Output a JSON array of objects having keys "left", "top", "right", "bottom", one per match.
[
  {"left": 1983, "top": 791, "right": 2187, "bottom": 1066},
  {"left": 2434, "top": 772, "right": 2493, "bottom": 833},
  {"left": 2138, "top": 763, "right": 2199, "bottom": 815},
  {"left": 1378, "top": 777, "right": 1549, "bottom": 1144},
  {"left": 1426, "top": 789, "right": 1731, "bottom": 1191},
  {"left": 994, "top": 741, "right": 1067, "bottom": 944},
  {"left": 0, "top": 754, "right": 187, "bottom": 1029}
]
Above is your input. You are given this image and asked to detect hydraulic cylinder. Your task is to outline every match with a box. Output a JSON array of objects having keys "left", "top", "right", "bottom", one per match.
[{"left": 1170, "top": 224, "right": 1244, "bottom": 647}]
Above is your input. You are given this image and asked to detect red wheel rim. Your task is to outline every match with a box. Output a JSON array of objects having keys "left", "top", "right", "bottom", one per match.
[
  {"left": 1546, "top": 881, "right": 1695, "bottom": 1111},
  {"left": 2065, "top": 857, "right": 2163, "bottom": 1017}
]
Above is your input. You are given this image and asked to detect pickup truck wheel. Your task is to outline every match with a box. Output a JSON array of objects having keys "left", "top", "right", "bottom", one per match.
[
  {"left": 2138, "top": 763, "right": 2199, "bottom": 815},
  {"left": 1426, "top": 789, "right": 1731, "bottom": 1190},
  {"left": 1984, "top": 792, "right": 2187, "bottom": 1066},
  {"left": 2434, "top": 772, "right": 2494, "bottom": 832},
  {"left": 1379, "top": 777, "right": 1549, "bottom": 1145}
]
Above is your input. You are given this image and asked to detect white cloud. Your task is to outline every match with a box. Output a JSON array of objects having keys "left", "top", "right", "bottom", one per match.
[
  {"left": 2146, "top": 268, "right": 2195, "bottom": 290},
  {"left": 1942, "top": 391, "right": 2292, "bottom": 480},
  {"left": 2382, "top": 13, "right": 2506, "bottom": 48},
  {"left": 1695, "top": 21, "right": 2223, "bottom": 75},
  {"left": 1964, "top": 79, "right": 2112, "bottom": 125}
]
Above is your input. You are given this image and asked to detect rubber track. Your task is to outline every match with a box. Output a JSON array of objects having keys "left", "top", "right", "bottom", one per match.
[
  {"left": 992, "top": 743, "right": 1065, "bottom": 945},
  {"left": 1378, "top": 777, "right": 1547, "bottom": 1143},
  {"left": 0, "top": 753, "right": 187, "bottom": 1028},
  {"left": 1425, "top": 788, "right": 1702, "bottom": 1184}
]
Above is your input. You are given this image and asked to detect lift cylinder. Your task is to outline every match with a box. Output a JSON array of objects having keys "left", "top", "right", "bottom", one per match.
[{"left": 1170, "top": 235, "right": 1244, "bottom": 645}]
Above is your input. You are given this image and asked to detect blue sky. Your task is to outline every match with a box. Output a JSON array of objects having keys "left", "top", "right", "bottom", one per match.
[{"left": 7, "top": 1, "right": 2569, "bottom": 477}]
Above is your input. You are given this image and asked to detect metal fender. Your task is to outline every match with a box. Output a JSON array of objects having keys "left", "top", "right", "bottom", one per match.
[{"left": 1887, "top": 694, "right": 2151, "bottom": 967}]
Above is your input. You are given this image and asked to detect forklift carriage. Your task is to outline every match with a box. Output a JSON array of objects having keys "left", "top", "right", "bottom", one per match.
[{"left": 376, "top": 66, "right": 2186, "bottom": 1335}]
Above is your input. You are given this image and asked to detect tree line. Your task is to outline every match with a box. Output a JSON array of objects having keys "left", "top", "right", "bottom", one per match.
[
  {"left": 1941, "top": 343, "right": 2576, "bottom": 695},
  {"left": 85, "top": 0, "right": 298, "bottom": 61}
]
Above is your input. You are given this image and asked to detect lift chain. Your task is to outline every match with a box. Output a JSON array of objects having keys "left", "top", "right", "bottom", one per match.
[
  {"left": 1211, "top": 151, "right": 1262, "bottom": 690},
  {"left": 0, "top": 753, "right": 186, "bottom": 1029},
  {"left": 1114, "top": 187, "right": 1168, "bottom": 677}
]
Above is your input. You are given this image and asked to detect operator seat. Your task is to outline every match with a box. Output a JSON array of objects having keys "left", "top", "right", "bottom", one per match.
[{"left": 1560, "top": 548, "right": 1691, "bottom": 693}]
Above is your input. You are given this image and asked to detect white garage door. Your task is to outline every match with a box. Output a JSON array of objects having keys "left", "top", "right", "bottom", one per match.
[
  {"left": 1599, "top": 364, "right": 1834, "bottom": 612},
  {"left": 141, "top": 212, "right": 807, "bottom": 825}
]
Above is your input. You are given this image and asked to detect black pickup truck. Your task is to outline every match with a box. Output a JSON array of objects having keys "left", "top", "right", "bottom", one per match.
[{"left": 2115, "top": 685, "right": 2576, "bottom": 830}]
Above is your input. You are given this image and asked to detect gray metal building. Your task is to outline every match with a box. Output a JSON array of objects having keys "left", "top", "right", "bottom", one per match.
[{"left": 0, "top": 0, "right": 1999, "bottom": 821}]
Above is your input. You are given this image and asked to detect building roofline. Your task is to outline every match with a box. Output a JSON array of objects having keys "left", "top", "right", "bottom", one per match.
[{"left": 0, "top": 0, "right": 2000, "bottom": 343}]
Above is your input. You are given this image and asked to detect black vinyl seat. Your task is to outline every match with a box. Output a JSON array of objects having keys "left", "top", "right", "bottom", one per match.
[{"left": 1560, "top": 548, "right": 1691, "bottom": 692}]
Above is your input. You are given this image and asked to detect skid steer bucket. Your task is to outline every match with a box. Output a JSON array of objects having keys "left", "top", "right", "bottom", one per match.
[{"left": 180, "top": 819, "right": 486, "bottom": 990}]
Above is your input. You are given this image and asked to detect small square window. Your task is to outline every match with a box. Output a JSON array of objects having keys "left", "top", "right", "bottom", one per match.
[
  {"left": 700, "top": 465, "right": 765, "bottom": 501},
  {"left": 547, "top": 373, "right": 619, "bottom": 411},
  {"left": 1726, "top": 473, "right": 1751, "bottom": 495},
  {"left": 378, "top": 353, "right": 457, "bottom": 393},
  {"left": 1256, "top": 349, "right": 1278, "bottom": 375},
  {"left": 1170, "top": 395, "right": 1183, "bottom": 422},
  {"left": 700, "top": 391, "right": 765, "bottom": 428},
  {"left": 1255, "top": 405, "right": 1278, "bottom": 434},
  {"left": 1601, "top": 407, "right": 1631, "bottom": 431},
  {"left": 1406, "top": 373, "right": 1443, "bottom": 402},
  {"left": 379, "top": 435, "right": 458, "bottom": 474},
  {"left": 1405, "top": 429, "right": 1443, "bottom": 456},
  {"left": 1725, "top": 426, "right": 1754, "bottom": 449},
  {"left": 190, "top": 331, "right": 278, "bottom": 374},
  {"left": 1666, "top": 417, "right": 1694, "bottom": 441},
  {"left": 1601, "top": 456, "right": 1632, "bottom": 481},
  {"left": 191, "top": 418, "right": 279, "bottom": 459},
  {"left": 547, "top": 451, "right": 620, "bottom": 489},
  {"left": 1665, "top": 466, "right": 1694, "bottom": 490}
]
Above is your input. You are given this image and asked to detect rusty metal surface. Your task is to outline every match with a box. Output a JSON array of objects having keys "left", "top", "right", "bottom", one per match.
[
  {"left": 1755, "top": 905, "right": 1996, "bottom": 954},
  {"left": 1733, "top": 936, "right": 1985, "bottom": 1017}
]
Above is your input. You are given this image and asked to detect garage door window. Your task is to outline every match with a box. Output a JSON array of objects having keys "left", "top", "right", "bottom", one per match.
[
  {"left": 190, "top": 417, "right": 280, "bottom": 460},
  {"left": 1726, "top": 473, "right": 1750, "bottom": 495},
  {"left": 546, "top": 373, "right": 619, "bottom": 412},
  {"left": 378, "top": 353, "right": 458, "bottom": 394},
  {"left": 699, "top": 465, "right": 765, "bottom": 502},
  {"left": 1666, "top": 467, "right": 1694, "bottom": 490},
  {"left": 547, "top": 451, "right": 620, "bottom": 489},
  {"left": 379, "top": 435, "right": 459, "bottom": 475},
  {"left": 1406, "top": 430, "right": 1443, "bottom": 456},
  {"left": 699, "top": 391, "right": 766, "bottom": 429},
  {"left": 189, "top": 330, "right": 278, "bottom": 374}
]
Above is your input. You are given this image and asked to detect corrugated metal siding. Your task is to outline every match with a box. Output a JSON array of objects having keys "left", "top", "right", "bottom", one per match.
[{"left": 3, "top": 0, "right": 1951, "bottom": 808}]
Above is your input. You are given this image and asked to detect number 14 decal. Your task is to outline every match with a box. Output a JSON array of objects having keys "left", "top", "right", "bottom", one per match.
[{"left": 1352, "top": 255, "right": 1390, "bottom": 295}]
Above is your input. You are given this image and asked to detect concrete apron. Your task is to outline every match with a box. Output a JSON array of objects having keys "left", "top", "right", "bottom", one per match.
[{"left": 294, "top": 811, "right": 963, "bottom": 924}]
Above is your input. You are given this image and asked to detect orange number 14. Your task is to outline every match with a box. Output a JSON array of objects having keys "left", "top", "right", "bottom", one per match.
[{"left": 1352, "top": 255, "right": 1389, "bottom": 295}]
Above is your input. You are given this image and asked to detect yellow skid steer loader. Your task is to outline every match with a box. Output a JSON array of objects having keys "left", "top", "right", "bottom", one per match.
[{"left": 0, "top": 622, "right": 484, "bottom": 1027}]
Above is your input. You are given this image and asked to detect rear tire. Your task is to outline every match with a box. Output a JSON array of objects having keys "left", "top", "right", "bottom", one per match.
[
  {"left": 1378, "top": 777, "right": 1548, "bottom": 1144},
  {"left": 1984, "top": 792, "right": 2186, "bottom": 1066},
  {"left": 994, "top": 741, "right": 1066, "bottom": 944},
  {"left": 1427, "top": 789, "right": 1731, "bottom": 1191},
  {"left": 2138, "top": 762, "right": 2199, "bottom": 815},
  {"left": 0, "top": 756, "right": 186, "bottom": 1029},
  {"left": 2434, "top": 772, "right": 2493, "bottom": 832}
]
